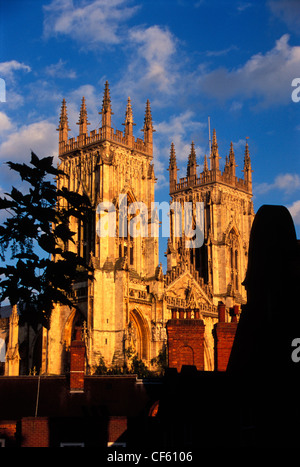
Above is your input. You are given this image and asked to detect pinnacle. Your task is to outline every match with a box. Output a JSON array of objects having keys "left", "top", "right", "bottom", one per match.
[
  {"left": 58, "top": 98, "right": 70, "bottom": 131},
  {"left": 169, "top": 142, "right": 177, "bottom": 167},
  {"left": 77, "top": 96, "right": 90, "bottom": 127},
  {"left": 229, "top": 141, "right": 237, "bottom": 168},
  {"left": 144, "top": 99, "right": 152, "bottom": 121},
  {"left": 100, "top": 80, "right": 113, "bottom": 116},
  {"left": 188, "top": 141, "right": 197, "bottom": 166},
  {"left": 125, "top": 97, "right": 134, "bottom": 124},
  {"left": 143, "top": 99, "right": 155, "bottom": 133}
]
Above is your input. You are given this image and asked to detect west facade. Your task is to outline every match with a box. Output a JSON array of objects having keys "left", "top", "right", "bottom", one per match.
[{"left": 0, "top": 82, "right": 254, "bottom": 375}]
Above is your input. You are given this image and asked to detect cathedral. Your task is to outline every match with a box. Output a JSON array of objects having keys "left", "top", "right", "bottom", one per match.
[{"left": 0, "top": 82, "right": 254, "bottom": 375}]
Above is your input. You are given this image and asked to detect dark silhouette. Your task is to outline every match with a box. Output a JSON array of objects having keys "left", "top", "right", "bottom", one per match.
[
  {"left": 0, "top": 152, "right": 93, "bottom": 329},
  {"left": 228, "top": 204, "right": 300, "bottom": 373},
  {"left": 228, "top": 205, "right": 300, "bottom": 446}
]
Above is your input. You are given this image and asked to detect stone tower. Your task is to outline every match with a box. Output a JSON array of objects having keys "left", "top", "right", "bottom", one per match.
[
  {"left": 41, "top": 82, "right": 165, "bottom": 375},
  {"left": 166, "top": 130, "right": 254, "bottom": 308},
  {"left": 164, "top": 130, "right": 254, "bottom": 369}
]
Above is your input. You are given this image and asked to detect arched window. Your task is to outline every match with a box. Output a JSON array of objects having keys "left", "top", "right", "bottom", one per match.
[
  {"left": 118, "top": 193, "right": 135, "bottom": 266},
  {"left": 228, "top": 229, "right": 240, "bottom": 292}
]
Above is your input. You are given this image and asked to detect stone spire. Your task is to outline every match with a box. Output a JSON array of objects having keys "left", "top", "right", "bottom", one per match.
[
  {"left": 123, "top": 97, "right": 135, "bottom": 137},
  {"left": 228, "top": 141, "right": 237, "bottom": 177},
  {"left": 77, "top": 96, "right": 90, "bottom": 136},
  {"left": 209, "top": 129, "right": 220, "bottom": 172},
  {"left": 57, "top": 98, "right": 70, "bottom": 144},
  {"left": 187, "top": 141, "right": 197, "bottom": 179},
  {"left": 243, "top": 138, "right": 252, "bottom": 190},
  {"left": 100, "top": 80, "right": 113, "bottom": 129},
  {"left": 142, "top": 99, "right": 155, "bottom": 152},
  {"left": 168, "top": 142, "right": 178, "bottom": 189}
]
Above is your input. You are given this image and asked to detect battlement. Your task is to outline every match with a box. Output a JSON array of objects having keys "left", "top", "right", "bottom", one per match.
[
  {"left": 172, "top": 168, "right": 250, "bottom": 194},
  {"left": 58, "top": 125, "right": 151, "bottom": 157}
]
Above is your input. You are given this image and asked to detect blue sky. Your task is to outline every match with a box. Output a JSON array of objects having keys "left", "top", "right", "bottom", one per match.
[{"left": 1, "top": 0, "right": 300, "bottom": 268}]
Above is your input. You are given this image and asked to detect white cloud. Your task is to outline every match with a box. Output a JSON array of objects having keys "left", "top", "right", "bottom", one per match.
[
  {"left": 205, "top": 45, "right": 238, "bottom": 57},
  {"left": 64, "top": 84, "right": 99, "bottom": 134},
  {"left": 237, "top": 2, "right": 253, "bottom": 12},
  {"left": 128, "top": 25, "right": 178, "bottom": 93},
  {"left": 0, "top": 120, "right": 58, "bottom": 163},
  {"left": 45, "top": 59, "right": 77, "bottom": 79},
  {"left": 199, "top": 34, "right": 300, "bottom": 107},
  {"left": 255, "top": 173, "right": 300, "bottom": 195},
  {"left": 43, "top": 0, "right": 139, "bottom": 46},
  {"left": 152, "top": 111, "right": 207, "bottom": 190},
  {"left": 155, "top": 111, "right": 206, "bottom": 162},
  {"left": 0, "top": 112, "right": 13, "bottom": 133},
  {"left": 111, "top": 24, "right": 180, "bottom": 108},
  {"left": 287, "top": 200, "right": 300, "bottom": 225},
  {"left": 44, "top": 1, "right": 180, "bottom": 101},
  {"left": 0, "top": 60, "right": 31, "bottom": 79}
]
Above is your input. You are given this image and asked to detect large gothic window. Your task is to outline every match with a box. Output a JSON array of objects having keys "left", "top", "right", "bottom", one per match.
[
  {"left": 118, "top": 194, "right": 134, "bottom": 266},
  {"left": 228, "top": 229, "right": 240, "bottom": 292}
]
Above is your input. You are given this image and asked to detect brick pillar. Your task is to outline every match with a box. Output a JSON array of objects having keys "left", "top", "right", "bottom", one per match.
[
  {"left": 166, "top": 309, "right": 205, "bottom": 372},
  {"left": 70, "top": 327, "right": 85, "bottom": 393},
  {"left": 21, "top": 417, "right": 49, "bottom": 447},
  {"left": 213, "top": 303, "right": 239, "bottom": 371}
]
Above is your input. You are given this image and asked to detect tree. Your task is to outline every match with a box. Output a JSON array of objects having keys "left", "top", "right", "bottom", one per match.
[
  {"left": 151, "top": 342, "right": 168, "bottom": 376},
  {"left": 0, "top": 152, "right": 93, "bottom": 330}
]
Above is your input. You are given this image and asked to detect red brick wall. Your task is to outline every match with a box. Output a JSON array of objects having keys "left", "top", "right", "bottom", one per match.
[
  {"left": 21, "top": 417, "right": 49, "bottom": 447},
  {"left": 167, "top": 317, "right": 205, "bottom": 371},
  {"left": 70, "top": 336, "right": 85, "bottom": 392},
  {"left": 214, "top": 322, "right": 238, "bottom": 371},
  {"left": 0, "top": 421, "right": 17, "bottom": 446}
]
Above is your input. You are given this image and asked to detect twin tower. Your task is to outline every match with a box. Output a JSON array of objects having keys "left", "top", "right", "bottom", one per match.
[{"left": 40, "top": 81, "right": 254, "bottom": 375}]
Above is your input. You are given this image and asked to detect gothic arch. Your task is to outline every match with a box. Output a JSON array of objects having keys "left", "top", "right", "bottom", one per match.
[
  {"left": 128, "top": 308, "right": 150, "bottom": 361},
  {"left": 114, "top": 186, "right": 137, "bottom": 207},
  {"left": 224, "top": 221, "right": 240, "bottom": 242},
  {"left": 62, "top": 307, "right": 85, "bottom": 349},
  {"left": 177, "top": 344, "right": 194, "bottom": 369}
]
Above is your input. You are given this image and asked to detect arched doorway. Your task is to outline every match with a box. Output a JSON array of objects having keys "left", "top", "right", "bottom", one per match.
[{"left": 127, "top": 309, "right": 150, "bottom": 361}]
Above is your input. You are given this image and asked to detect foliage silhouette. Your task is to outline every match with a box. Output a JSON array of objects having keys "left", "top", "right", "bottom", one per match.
[
  {"left": 0, "top": 152, "right": 93, "bottom": 329},
  {"left": 94, "top": 345, "right": 166, "bottom": 378}
]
